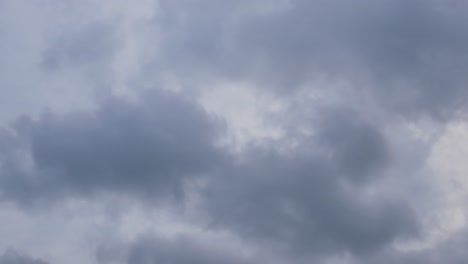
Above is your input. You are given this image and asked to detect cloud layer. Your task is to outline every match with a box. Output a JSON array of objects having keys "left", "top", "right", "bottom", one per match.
[{"left": 1, "top": 0, "right": 468, "bottom": 263}]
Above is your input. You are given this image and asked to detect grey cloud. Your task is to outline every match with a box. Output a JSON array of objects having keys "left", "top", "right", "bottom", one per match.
[
  {"left": 93, "top": 226, "right": 468, "bottom": 264},
  {"left": 315, "top": 110, "right": 388, "bottom": 185},
  {"left": 151, "top": 0, "right": 468, "bottom": 119},
  {"left": 359, "top": 227, "right": 468, "bottom": 264},
  {"left": 1, "top": 0, "right": 468, "bottom": 263},
  {"left": 202, "top": 110, "right": 418, "bottom": 258},
  {"left": 0, "top": 90, "right": 224, "bottom": 205},
  {"left": 0, "top": 250, "right": 47, "bottom": 264},
  {"left": 121, "top": 235, "right": 256, "bottom": 264},
  {"left": 136, "top": 0, "right": 272, "bottom": 85},
  {"left": 41, "top": 23, "right": 118, "bottom": 71},
  {"left": 0, "top": 88, "right": 421, "bottom": 260},
  {"left": 0, "top": 1, "right": 118, "bottom": 124}
]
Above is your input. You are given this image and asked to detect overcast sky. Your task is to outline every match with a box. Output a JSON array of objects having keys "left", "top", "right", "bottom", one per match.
[{"left": 1, "top": 0, "right": 468, "bottom": 263}]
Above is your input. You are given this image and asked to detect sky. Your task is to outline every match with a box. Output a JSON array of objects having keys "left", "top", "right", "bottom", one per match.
[{"left": 1, "top": 0, "right": 468, "bottom": 263}]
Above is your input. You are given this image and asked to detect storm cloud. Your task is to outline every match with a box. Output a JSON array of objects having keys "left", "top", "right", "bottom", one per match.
[
  {"left": 122, "top": 235, "right": 257, "bottom": 264},
  {"left": 1, "top": 0, "right": 468, "bottom": 263},
  {"left": 203, "top": 110, "right": 417, "bottom": 258},
  {"left": 0, "top": 250, "right": 47, "bottom": 264},
  {"left": 153, "top": 0, "right": 468, "bottom": 118},
  {"left": 0, "top": 90, "right": 224, "bottom": 205}
]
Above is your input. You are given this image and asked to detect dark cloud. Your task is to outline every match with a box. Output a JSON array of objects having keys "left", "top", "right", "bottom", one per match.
[
  {"left": 96, "top": 228, "right": 468, "bottom": 264},
  {"left": 151, "top": 0, "right": 468, "bottom": 119},
  {"left": 120, "top": 234, "right": 256, "bottom": 264},
  {"left": 0, "top": 90, "right": 224, "bottom": 205},
  {"left": 203, "top": 110, "right": 418, "bottom": 258},
  {"left": 315, "top": 110, "right": 389, "bottom": 185},
  {"left": 1, "top": 0, "right": 468, "bottom": 263},
  {"left": 0, "top": 95, "right": 421, "bottom": 258},
  {"left": 0, "top": 250, "right": 47, "bottom": 264}
]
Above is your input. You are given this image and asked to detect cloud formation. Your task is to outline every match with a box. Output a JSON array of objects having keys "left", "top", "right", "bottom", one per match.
[
  {"left": 203, "top": 110, "right": 418, "bottom": 258},
  {"left": 124, "top": 235, "right": 256, "bottom": 264},
  {"left": 153, "top": 0, "right": 468, "bottom": 118},
  {"left": 1, "top": 0, "right": 468, "bottom": 263},
  {"left": 0, "top": 250, "right": 47, "bottom": 264},
  {"left": 0, "top": 90, "right": 223, "bottom": 205}
]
